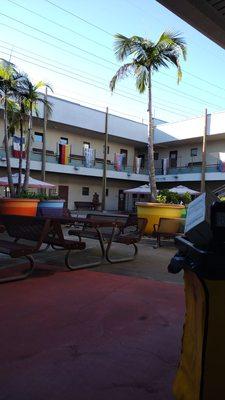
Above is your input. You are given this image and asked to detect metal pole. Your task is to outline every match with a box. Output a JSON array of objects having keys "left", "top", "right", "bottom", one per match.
[
  {"left": 201, "top": 108, "right": 208, "bottom": 193},
  {"left": 101, "top": 107, "right": 109, "bottom": 211},
  {"left": 41, "top": 86, "right": 48, "bottom": 182}
]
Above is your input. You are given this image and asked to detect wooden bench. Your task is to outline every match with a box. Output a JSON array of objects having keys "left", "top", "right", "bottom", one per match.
[
  {"left": 68, "top": 213, "right": 147, "bottom": 263},
  {"left": 74, "top": 201, "right": 94, "bottom": 212},
  {"left": 152, "top": 217, "right": 185, "bottom": 248},
  {"left": 0, "top": 215, "right": 86, "bottom": 283}
]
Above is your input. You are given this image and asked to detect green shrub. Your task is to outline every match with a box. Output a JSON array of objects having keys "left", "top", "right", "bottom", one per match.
[
  {"left": 156, "top": 189, "right": 192, "bottom": 205},
  {"left": 17, "top": 191, "right": 60, "bottom": 200}
]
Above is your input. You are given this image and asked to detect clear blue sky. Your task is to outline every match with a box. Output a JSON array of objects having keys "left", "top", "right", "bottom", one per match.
[{"left": 1, "top": 0, "right": 225, "bottom": 123}]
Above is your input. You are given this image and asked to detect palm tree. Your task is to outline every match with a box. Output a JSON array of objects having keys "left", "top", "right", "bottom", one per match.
[
  {"left": 110, "top": 32, "right": 187, "bottom": 201},
  {"left": 22, "top": 80, "right": 52, "bottom": 192},
  {"left": 0, "top": 60, "right": 24, "bottom": 196},
  {"left": 41, "top": 85, "right": 53, "bottom": 183}
]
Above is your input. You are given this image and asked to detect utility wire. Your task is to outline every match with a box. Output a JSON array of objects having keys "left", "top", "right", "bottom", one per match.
[
  {"left": 160, "top": 70, "right": 225, "bottom": 102},
  {"left": 0, "top": 48, "right": 189, "bottom": 118},
  {"left": 0, "top": 22, "right": 223, "bottom": 112},
  {"left": 12, "top": 0, "right": 225, "bottom": 95},
  {"left": 43, "top": 0, "right": 113, "bottom": 36},
  {"left": 0, "top": 12, "right": 118, "bottom": 66},
  {"left": 0, "top": 22, "right": 114, "bottom": 71},
  {"left": 0, "top": 42, "right": 202, "bottom": 114},
  {"left": 6, "top": 0, "right": 112, "bottom": 51},
  {"left": 0, "top": 9, "right": 223, "bottom": 108}
]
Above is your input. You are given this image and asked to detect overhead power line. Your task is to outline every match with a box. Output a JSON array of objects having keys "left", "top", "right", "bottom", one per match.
[
  {"left": 0, "top": 22, "right": 114, "bottom": 71},
  {"left": 7, "top": 1, "right": 225, "bottom": 101},
  {"left": 0, "top": 42, "right": 203, "bottom": 115},
  {"left": 6, "top": 0, "right": 112, "bottom": 51},
  {"left": 0, "top": 12, "right": 118, "bottom": 66},
  {"left": 0, "top": 21, "right": 223, "bottom": 112},
  {"left": 0, "top": 48, "right": 190, "bottom": 118},
  {"left": 43, "top": 0, "right": 225, "bottom": 94},
  {"left": 43, "top": 0, "right": 113, "bottom": 36}
]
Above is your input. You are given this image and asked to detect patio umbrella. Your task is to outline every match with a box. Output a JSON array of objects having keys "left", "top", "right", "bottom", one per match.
[
  {"left": 168, "top": 185, "right": 200, "bottom": 196},
  {"left": 123, "top": 184, "right": 151, "bottom": 194},
  {"left": 0, "top": 173, "right": 55, "bottom": 188}
]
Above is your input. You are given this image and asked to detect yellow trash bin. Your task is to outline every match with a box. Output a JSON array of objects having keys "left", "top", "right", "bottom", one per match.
[{"left": 168, "top": 236, "right": 225, "bottom": 400}]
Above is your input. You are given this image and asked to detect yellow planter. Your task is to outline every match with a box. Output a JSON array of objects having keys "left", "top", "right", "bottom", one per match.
[{"left": 136, "top": 202, "right": 185, "bottom": 234}]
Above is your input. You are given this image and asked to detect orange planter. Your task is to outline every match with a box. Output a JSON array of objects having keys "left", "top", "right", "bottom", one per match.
[{"left": 0, "top": 198, "right": 40, "bottom": 216}]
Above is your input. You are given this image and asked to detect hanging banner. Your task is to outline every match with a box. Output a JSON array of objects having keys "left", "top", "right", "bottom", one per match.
[
  {"left": 84, "top": 148, "right": 95, "bottom": 168},
  {"left": 59, "top": 144, "right": 70, "bottom": 165},
  {"left": 162, "top": 158, "right": 169, "bottom": 175},
  {"left": 135, "top": 157, "right": 142, "bottom": 174},
  {"left": 114, "top": 153, "right": 125, "bottom": 171},
  {"left": 12, "top": 136, "right": 25, "bottom": 158},
  {"left": 218, "top": 153, "right": 225, "bottom": 172}
]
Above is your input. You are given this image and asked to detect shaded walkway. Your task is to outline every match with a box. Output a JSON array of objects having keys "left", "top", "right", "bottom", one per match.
[{"left": 0, "top": 269, "right": 184, "bottom": 400}]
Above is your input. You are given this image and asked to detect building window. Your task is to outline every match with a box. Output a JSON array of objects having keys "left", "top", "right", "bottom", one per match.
[
  {"left": 154, "top": 152, "right": 159, "bottom": 161},
  {"left": 83, "top": 141, "right": 90, "bottom": 150},
  {"left": 106, "top": 188, "right": 109, "bottom": 196},
  {"left": 34, "top": 132, "right": 43, "bottom": 143},
  {"left": 60, "top": 137, "right": 68, "bottom": 145},
  {"left": 191, "top": 148, "right": 198, "bottom": 157},
  {"left": 82, "top": 187, "right": 89, "bottom": 196}
]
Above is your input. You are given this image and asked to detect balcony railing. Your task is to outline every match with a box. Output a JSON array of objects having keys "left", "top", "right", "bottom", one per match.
[
  {"left": 156, "top": 164, "right": 219, "bottom": 175},
  {"left": 0, "top": 149, "right": 147, "bottom": 175},
  {"left": 1, "top": 148, "right": 222, "bottom": 177}
]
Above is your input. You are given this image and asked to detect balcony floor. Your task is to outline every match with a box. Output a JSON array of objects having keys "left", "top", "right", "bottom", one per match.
[{"left": 0, "top": 238, "right": 184, "bottom": 400}]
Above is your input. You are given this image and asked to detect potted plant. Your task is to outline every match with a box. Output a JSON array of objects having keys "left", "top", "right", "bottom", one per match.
[
  {"left": 137, "top": 190, "right": 191, "bottom": 234},
  {"left": 0, "top": 59, "right": 53, "bottom": 216},
  {"left": 36, "top": 193, "right": 65, "bottom": 217}
]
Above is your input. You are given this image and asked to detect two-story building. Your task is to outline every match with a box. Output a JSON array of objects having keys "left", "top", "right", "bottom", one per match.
[
  {"left": 0, "top": 96, "right": 158, "bottom": 210},
  {"left": 1, "top": 96, "right": 225, "bottom": 210}
]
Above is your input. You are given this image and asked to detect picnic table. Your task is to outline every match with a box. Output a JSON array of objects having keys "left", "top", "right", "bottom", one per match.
[
  {"left": 68, "top": 214, "right": 147, "bottom": 263},
  {"left": 0, "top": 215, "right": 86, "bottom": 283},
  {"left": 0, "top": 214, "right": 147, "bottom": 283}
]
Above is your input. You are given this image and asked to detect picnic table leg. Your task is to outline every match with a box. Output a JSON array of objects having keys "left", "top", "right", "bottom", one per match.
[
  {"left": 105, "top": 227, "right": 138, "bottom": 264},
  {"left": 65, "top": 228, "right": 106, "bottom": 270},
  {"left": 64, "top": 249, "right": 104, "bottom": 270},
  {"left": 0, "top": 255, "right": 35, "bottom": 284}
]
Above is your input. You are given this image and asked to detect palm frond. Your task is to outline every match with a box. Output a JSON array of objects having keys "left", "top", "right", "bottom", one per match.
[
  {"left": 157, "top": 31, "right": 187, "bottom": 60},
  {"left": 114, "top": 34, "right": 149, "bottom": 62},
  {"left": 109, "top": 63, "right": 135, "bottom": 91},
  {"left": 135, "top": 65, "right": 148, "bottom": 93}
]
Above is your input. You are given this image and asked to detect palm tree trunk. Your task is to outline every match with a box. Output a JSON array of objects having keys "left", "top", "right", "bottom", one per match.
[
  {"left": 17, "top": 115, "right": 24, "bottom": 196},
  {"left": 23, "top": 103, "right": 32, "bottom": 192},
  {"left": 147, "top": 68, "right": 157, "bottom": 202},
  {"left": 41, "top": 87, "right": 47, "bottom": 183},
  {"left": 3, "top": 96, "right": 14, "bottom": 197}
]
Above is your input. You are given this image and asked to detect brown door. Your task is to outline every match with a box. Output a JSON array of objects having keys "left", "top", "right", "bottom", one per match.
[
  {"left": 169, "top": 150, "right": 178, "bottom": 168},
  {"left": 58, "top": 185, "right": 69, "bottom": 208},
  {"left": 118, "top": 189, "right": 126, "bottom": 212}
]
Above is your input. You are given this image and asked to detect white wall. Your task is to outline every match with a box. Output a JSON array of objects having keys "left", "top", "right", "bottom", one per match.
[
  {"left": 44, "top": 96, "right": 148, "bottom": 143},
  {"left": 155, "top": 111, "right": 225, "bottom": 144}
]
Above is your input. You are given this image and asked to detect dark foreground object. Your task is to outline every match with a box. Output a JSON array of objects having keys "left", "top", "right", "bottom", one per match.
[{"left": 0, "top": 269, "right": 184, "bottom": 400}]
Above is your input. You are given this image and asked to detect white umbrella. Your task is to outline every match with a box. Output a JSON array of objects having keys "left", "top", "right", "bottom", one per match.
[
  {"left": 0, "top": 173, "right": 55, "bottom": 188},
  {"left": 124, "top": 184, "right": 151, "bottom": 194},
  {"left": 169, "top": 185, "right": 200, "bottom": 196}
]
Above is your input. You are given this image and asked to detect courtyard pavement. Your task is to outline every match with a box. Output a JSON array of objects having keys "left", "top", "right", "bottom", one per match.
[{"left": 0, "top": 234, "right": 185, "bottom": 400}]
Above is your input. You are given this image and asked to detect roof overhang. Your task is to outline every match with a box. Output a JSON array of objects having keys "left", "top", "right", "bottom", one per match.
[{"left": 157, "top": 0, "right": 225, "bottom": 49}]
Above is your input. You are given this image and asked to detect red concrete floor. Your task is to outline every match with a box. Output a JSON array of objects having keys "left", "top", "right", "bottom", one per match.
[{"left": 0, "top": 269, "right": 185, "bottom": 400}]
